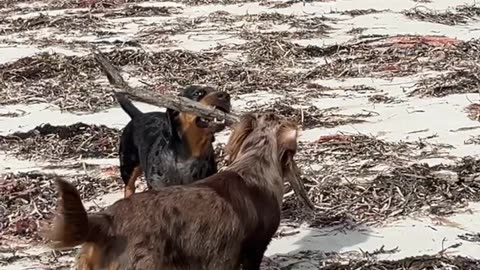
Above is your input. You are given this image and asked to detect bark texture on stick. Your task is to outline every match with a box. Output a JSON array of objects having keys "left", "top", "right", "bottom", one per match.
[{"left": 90, "top": 46, "right": 240, "bottom": 126}]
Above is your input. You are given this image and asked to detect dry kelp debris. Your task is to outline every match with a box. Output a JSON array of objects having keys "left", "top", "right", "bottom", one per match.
[
  {"left": 264, "top": 252, "right": 480, "bottom": 270},
  {"left": 0, "top": 52, "right": 98, "bottom": 82},
  {"left": 294, "top": 135, "right": 417, "bottom": 181},
  {"left": 243, "top": 12, "right": 296, "bottom": 23},
  {"left": 403, "top": 7, "right": 466, "bottom": 26},
  {"left": 49, "top": 0, "right": 126, "bottom": 9},
  {"left": 465, "top": 103, "right": 480, "bottom": 121},
  {"left": 410, "top": 67, "right": 480, "bottom": 97},
  {"left": 135, "top": 16, "right": 204, "bottom": 40},
  {"left": 152, "top": 61, "right": 302, "bottom": 94},
  {"left": 320, "top": 255, "right": 480, "bottom": 270},
  {"left": 465, "top": 135, "right": 480, "bottom": 145},
  {"left": 0, "top": 172, "right": 120, "bottom": 240},
  {"left": 242, "top": 13, "right": 334, "bottom": 31},
  {"left": 103, "top": 5, "right": 180, "bottom": 18},
  {"left": 368, "top": 94, "right": 398, "bottom": 104},
  {"left": 0, "top": 13, "right": 110, "bottom": 34},
  {"left": 458, "top": 232, "right": 480, "bottom": 243},
  {"left": 232, "top": 35, "right": 332, "bottom": 67},
  {"left": 1, "top": 79, "right": 116, "bottom": 112},
  {"left": 283, "top": 157, "right": 480, "bottom": 227},
  {"left": 240, "top": 30, "right": 323, "bottom": 40},
  {"left": 0, "top": 0, "right": 34, "bottom": 9},
  {"left": 0, "top": 49, "right": 220, "bottom": 108},
  {"left": 0, "top": 123, "right": 120, "bottom": 161},
  {"left": 239, "top": 13, "right": 333, "bottom": 40},
  {"left": 346, "top": 27, "right": 366, "bottom": 35},
  {"left": 303, "top": 36, "right": 480, "bottom": 79},
  {"left": 339, "top": 9, "right": 388, "bottom": 17},
  {"left": 1, "top": 49, "right": 220, "bottom": 83},
  {"left": 436, "top": 156, "right": 480, "bottom": 180},
  {"left": 96, "top": 48, "right": 221, "bottom": 80},
  {"left": 251, "top": 101, "right": 370, "bottom": 129},
  {"left": 178, "top": 0, "right": 259, "bottom": 6},
  {"left": 242, "top": 37, "right": 311, "bottom": 66},
  {"left": 404, "top": 5, "right": 480, "bottom": 26}
]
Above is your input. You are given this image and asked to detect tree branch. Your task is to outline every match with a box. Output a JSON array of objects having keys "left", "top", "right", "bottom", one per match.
[{"left": 90, "top": 46, "right": 240, "bottom": 126}]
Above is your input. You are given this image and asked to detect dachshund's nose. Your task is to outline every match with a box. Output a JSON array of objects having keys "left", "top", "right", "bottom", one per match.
[{"left": 215, "top": 92, "right": 231, "bottom": 102}]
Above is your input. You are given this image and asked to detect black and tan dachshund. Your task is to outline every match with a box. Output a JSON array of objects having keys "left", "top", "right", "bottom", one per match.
[{"left": 117, "top": 86, "right": 232, "bottom": 198}]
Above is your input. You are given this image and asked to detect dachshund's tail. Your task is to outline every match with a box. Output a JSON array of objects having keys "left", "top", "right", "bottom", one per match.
[
  {"left": 115, "top": 92, "right": 143, "bottom": 119},
  {"left": 44, "top": 178, "right": 111, "bottom": 249}
]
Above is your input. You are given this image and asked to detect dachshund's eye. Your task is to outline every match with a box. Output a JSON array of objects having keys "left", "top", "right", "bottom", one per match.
[{"left": 193, "top": 91, "right": 205, "bottom": 97}]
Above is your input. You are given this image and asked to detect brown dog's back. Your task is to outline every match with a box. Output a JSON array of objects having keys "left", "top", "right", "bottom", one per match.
[{"left": 48, "top": 170, "right": 280, "bottom": 270}]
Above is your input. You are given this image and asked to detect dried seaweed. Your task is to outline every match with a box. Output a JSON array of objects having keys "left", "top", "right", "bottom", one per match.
[
  {"left": 240, "top": 30, "right": 327, "bottom": 40},
  {"left": 243, "top": 13, "right": 334, "bottom": 30},
  {"left": 0, "top": 172, "right": 120, "bottom": 240},
  {"left": 368, "top": 94, "right": 398, "bottom": 104},
  {"left": 103, "top": 5, "right": 180, "bottom": 18},
  {"left": 240, "top": 13, "right": 333, "bottom": 40},
  {"left": 458, "top": 232, "right": 480, "bottom": 243},
  {"left": 251, "top": 101, "right": 371, "bottom": 129},
  {"left": 0, "top": 13, "right": 110, "bottom": 35},
  {"left": 154, "top": 61, "right": 302, "bottom": 94},
  {"left": 410, "top": 67, "right": 480, "bottom": 97},
  {"left": 242, "top": 36, "right": 311, "bottom": 67},
  {"left": 294, "top": 135, "right": 422, "bottom": 183},
  {"left": 179, "top": 0, "right": 260, "bottom": 6},
  {"left": 465, "top": 135, "right": 480, "bottom": 145},
  {"left": 465, "top": 103, "right": 480, "bottom": 121},
  {"left": 51, "top": 0, "right": 125, "bottom": 9},
  {"left": 304, "top": 36, "right": 480, "bottom": 80},
  {"left": 0, "top": 49, "right": 221, "bottom": 110},
  {"left": 283, "top": 157, "right": 480, "bottom": 227},
  {"left": 0, "top": 0, "right": 33, "bottom": 9},
  {"left": 346, "top": 27, "right": 366, "bottom": 35},
  {"left": 1, "top": 49, "right": 220, "bottom": 83},
  {"left": 404, "top": 5, "right": 480, "bottom": 26},
  {"left": 1, "top": 79, "right": 117, "bottom": 112},
  {"left": 0, "top": 123, "right": 120, "bottom": 161},
  {"left": 0, "top": 52, "right": 98, "bottom": 82},
  {"left": 340, "top": 9, "right": 388, "bottom": 17},
  {"left": 320, "top": 255, "right": 480, "bottom": 270}
]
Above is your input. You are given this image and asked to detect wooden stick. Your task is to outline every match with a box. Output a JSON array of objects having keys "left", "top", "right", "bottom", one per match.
[{"left": 90, "top": 46, "right": 240, "bottom": 126}]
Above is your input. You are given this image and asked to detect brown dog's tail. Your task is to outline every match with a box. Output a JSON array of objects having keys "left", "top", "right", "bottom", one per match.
[
  {"left": 115, "top": 92, "right": 143, "bottom": 119},
  {"left": 45, "top": 178, "right": 111, "bottom": 249}
]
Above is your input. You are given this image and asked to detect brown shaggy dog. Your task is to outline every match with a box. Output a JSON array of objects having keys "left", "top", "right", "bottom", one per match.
[{"left": 45, "top": 113, "right": 313, "bottom": 270}]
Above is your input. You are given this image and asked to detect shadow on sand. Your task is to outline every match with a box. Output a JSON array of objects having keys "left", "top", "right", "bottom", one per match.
[{"left": 264, "top": 224, "right": 374, "bottom": 270}]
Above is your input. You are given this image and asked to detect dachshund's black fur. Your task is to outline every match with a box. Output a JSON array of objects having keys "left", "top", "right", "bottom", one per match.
[{"left": 118, "top": 85, "right": 231, "bottom": 197}]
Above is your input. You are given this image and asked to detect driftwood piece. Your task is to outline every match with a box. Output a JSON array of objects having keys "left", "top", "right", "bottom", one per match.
[{"left": 90, "top": 46, "right": 240, "bottom": 126}]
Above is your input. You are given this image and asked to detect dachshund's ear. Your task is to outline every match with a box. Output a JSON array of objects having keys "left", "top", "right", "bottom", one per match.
[{"left": 166, "top": 108, "right": 180, "bottom": 119}]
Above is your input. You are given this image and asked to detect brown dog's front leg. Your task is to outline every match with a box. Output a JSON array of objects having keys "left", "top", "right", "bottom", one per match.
[
  {"left": 241, "top": 246, "right": 268, "bottom": 270},
  {"left": 124, "top": 166, "right": 142, "bottom": 198}
]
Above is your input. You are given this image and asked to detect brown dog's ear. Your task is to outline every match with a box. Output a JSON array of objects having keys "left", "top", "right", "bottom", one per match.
[
  {"left": 279, "top": 123, "right": 298, "bottom": 152},
  {"left": 225, "top": 114, "right": 257, "bottom": 163}
]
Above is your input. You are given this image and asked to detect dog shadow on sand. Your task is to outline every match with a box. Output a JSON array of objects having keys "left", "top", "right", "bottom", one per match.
[{"left": 263, "top": 223, "right": 373, "bottom": 270}]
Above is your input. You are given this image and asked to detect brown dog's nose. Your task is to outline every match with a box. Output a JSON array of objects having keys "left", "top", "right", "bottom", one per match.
[{"left": 215, "top": 92, "right": 231, "bottom": 101}]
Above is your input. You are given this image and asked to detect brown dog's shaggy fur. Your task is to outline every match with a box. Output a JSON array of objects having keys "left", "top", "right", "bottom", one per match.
[{"left": 45, "top": 113, "right": 313, "bottom": 270}]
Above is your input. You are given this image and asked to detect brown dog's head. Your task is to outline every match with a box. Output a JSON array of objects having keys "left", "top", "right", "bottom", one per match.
[
  {"left": 225, "top": 113, "right": 315, "bottom": 210},
  {"left": 168, "top": 85, "right": 231, "bottom": 130}
]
